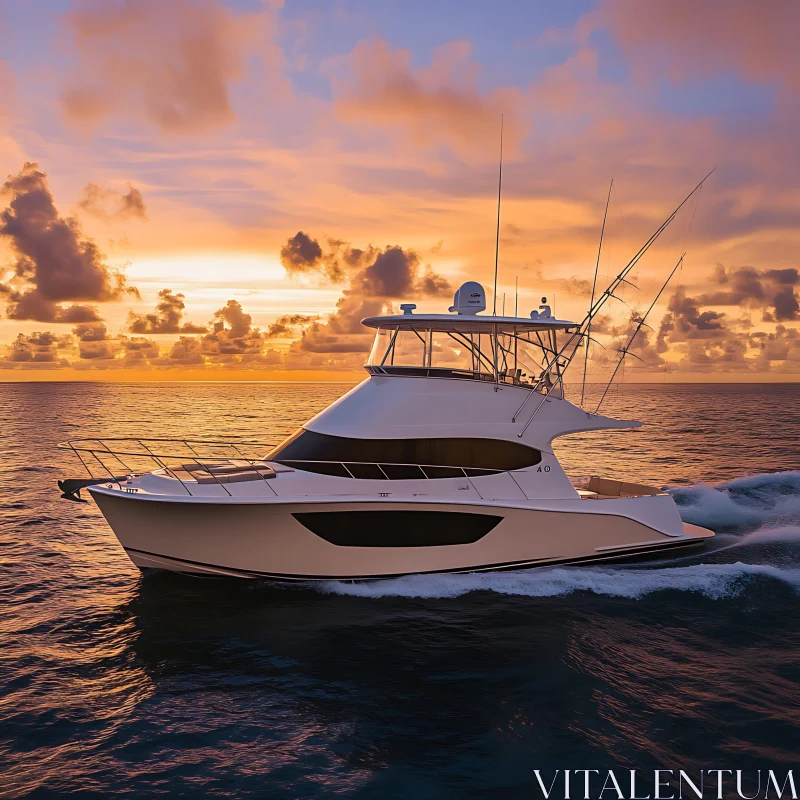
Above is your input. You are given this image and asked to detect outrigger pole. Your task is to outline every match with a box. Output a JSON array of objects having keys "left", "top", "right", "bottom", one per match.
[
  {"left": 512, "top": 168, "right": 716, "bottom": 433},
  {"left": 492, "top": 115, "right": 504, "bottom": 315},
  {"left": 594, "top": 253, "right": 685, "bottom": 413},
  {"left": 580, "top": 178, "right": 613, "bottom": 409}
]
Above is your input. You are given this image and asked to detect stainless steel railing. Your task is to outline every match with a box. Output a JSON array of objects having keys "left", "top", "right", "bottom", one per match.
[
  {"left": 58, "top": 438, "right": 502, "bottom": 499},
  {"left": 58, "top": 437, "right": 280, "bottom": 498}
]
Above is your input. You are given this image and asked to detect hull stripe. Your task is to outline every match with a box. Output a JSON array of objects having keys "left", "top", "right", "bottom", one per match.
[{"left": 125, "top": 537, "right": 705, "bottom": 581}]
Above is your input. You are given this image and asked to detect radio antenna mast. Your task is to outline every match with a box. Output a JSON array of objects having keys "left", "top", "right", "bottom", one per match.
[
  {"left": 492, "top": 115, "right": 504, "bottom": 315},
  {"left": 581, "top": 179, "right": 613, "bottom": 409}
]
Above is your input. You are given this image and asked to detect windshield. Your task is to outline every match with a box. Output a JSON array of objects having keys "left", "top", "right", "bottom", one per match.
[{"left": 366, "top": 324, "right": 563, "bottom": 391}]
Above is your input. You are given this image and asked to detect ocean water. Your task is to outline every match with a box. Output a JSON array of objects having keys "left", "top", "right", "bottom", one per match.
[{"left": 1, "top": 382, "right": 799, "bottom": 798}]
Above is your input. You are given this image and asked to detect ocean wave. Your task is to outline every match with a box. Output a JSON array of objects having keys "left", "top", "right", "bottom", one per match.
[
  {"left": 315, "top": 562, "right": 800, "bottom": 600},
  {"left": 670, "top": 471, "right": 800, "bottom": 531}
]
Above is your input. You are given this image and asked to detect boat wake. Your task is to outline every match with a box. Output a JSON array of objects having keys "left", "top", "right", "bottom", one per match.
[
  {"left": 669, "top": 470, "right": 800, "bottom": 531},
  {"left": 314, "top": 472, "right": 800, "bottom": 600},
  {"left": 316, "top": 561, "right": 800, "bottom": 599}
]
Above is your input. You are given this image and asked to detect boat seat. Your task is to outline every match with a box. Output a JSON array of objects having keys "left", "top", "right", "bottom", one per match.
[
  {"left": 586, "top": 476, "right": 663, "bottom": 498},
  {"left": 177, "top": 461, "right": 276, "bottom": 484}
]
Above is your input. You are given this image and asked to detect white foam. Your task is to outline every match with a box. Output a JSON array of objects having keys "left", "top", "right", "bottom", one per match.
[
  {"left": 733, "top": 524, "right": 800, "bottom": 546},
  {"left": 315, "top": 562, "right": 800, "bottom": 600},
  {"left": 670, "top": 471, "right": 800, "bottom": 530}
]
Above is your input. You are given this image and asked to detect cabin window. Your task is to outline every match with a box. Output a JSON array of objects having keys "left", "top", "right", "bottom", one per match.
[
  {"left": 265, "top": 430, "right": 542, "bottom": 478},
  {"left": 293, "top": 510, "right": 502, "bottom": 547}
]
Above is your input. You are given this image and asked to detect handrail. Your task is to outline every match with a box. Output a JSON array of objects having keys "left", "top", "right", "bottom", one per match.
[
  {"left": 58, "top": 438, "right": 511, "bottom": 490},
  {"left": 58, "top": 437, "right": 281, "bottom": 498},
  {"left": 273, "top": 459, "right": 505, "bottom": 475}
]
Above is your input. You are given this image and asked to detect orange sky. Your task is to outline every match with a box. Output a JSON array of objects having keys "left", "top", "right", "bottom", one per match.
[{"left": 1, "top": 0, "right": 800, "bottom": 382}]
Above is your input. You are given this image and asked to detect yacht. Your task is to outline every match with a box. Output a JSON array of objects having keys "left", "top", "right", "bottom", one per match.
[{"left": 58, "top": 280, "right": 714, "bottom": 580}]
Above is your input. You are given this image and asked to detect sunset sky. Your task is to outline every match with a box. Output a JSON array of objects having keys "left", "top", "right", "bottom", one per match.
[{"left": 1, "top": 0, "right": 799, "bottom": 381}]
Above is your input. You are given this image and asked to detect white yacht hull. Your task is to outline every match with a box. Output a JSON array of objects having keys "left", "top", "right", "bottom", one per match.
[{"left": 89, "top": 488, "right": 713, "bottom": 580}]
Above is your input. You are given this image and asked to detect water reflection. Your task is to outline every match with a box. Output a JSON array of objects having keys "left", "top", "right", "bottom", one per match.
[{"left": 2, "top": 382, "right": 799, "bottom": 797}]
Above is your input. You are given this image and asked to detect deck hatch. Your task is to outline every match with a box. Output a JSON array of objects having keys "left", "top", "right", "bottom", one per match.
[{"left": 292, "top": 510, "right": 502, "bottom": 547}]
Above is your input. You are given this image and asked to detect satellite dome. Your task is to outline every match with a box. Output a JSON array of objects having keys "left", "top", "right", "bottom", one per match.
[{"left": 448, "top": 281, "right": 486, "bottom": 315}]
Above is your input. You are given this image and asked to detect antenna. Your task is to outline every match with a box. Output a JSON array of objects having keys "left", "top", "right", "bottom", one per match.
[
  {"left": 514, "top": 276, "right": 519, "bottom": 317},
  {"left": 580, "top": 179, "right": 613, "bottom": 409},
  {"left": 502, "top": 293, "right": 506, "bottom": 315},
  {"left": 492, "top": 115, "right": 504, "bottom": 315}
]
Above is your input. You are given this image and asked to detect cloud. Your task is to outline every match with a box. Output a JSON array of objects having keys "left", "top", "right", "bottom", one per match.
[
  {"left": 1, "top": 162, "right": 135, "bottom": 321},
  {"left": 78, "top": 183, "right": 148, "bottom": 220},
  {"left": 751, "top": 325, "right": 800, "bottom": 371},
  {"left": 771, "top": 286, "right": 800, "bottom": 322},
  {"left": 695, "top": 265, "right": 800, "bottom": 322},
  {"left": 267, "top": 313, "right": 318, "bottom": 338},
  {"left": 658, "top": 287, "right": 728, "bottom": 346},
  {"left": 598, "top": 0, "right": 800, "bottom": 91},
  {"left": 77, "top": 339, "right": 115, "bottom": 359},
  {"left": 120, "top": 336, "right": 160, "bottom": 365},
  {"left": 73, "top": 321, "right": 107, "bottom": 341},
  {"left": 280, "top": 231, "right": 324, "bottom": 276},
  {"left": 128, "top": 288, "right": 207, "bottom": 334},
  {"left": 0, "top": 331, "right": 70, "bottom": 368},
  {"left": 648, "top": 286, "right": 759, "bottom": 373},
  {"left": 60, "top": 0, "right": 267, "bottom": 133},
  {"left": 200, "top": 299, "right": 263, "bottom": 357},
  {"left": 278, "top": 233, "right": 451, "bottom": 357},
  {"left": 332, "top": 39, "right": 525, "bottom": 158},
  {"left": 161, "top": 335, "right": 205, "bottom": 366},
  {"left": 3, "top": 288, "right": 102, "bottom": 323}
]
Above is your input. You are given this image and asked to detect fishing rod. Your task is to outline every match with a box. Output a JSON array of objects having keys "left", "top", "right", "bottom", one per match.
[
  {"left": 512, "top": 168, "right": 715, "bottom": 431},
  {"left": 581, "top": 179, "right": 613, "bottom": 409},
  {"left": 594, "top": 253, "right": 685, "bottom": 413}
]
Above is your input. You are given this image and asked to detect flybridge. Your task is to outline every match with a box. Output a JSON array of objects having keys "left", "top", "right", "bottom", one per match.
[{"left": 362, "top": 281, "right": 574, "bottom": 391}]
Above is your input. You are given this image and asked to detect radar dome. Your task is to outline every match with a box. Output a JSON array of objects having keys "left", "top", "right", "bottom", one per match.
[{"left": 448, "top": 281, "right": 486, "bottom": 315}]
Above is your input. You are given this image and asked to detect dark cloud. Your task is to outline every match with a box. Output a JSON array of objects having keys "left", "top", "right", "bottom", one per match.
[
  {"left": 1, "top": 162, "right": 135, "bottom": 322},
  {"left": 658, "top": 287, "right": 728, "bottom": 348},
  {"left": 2, "top": 331, "right": 70, "bottom": 366},
  {"left": 307, "top": 246, "right": 449, "bottom": 352},
  {"left": 651, "top": 286, "right": 757, "bottom": 372},
  {"left": 78, "top": 183, "right": 148, "bottom": 220},
  {"left": 3, "top": 287, "right": 102, "bottom": 323},
  {"left": 128, "top": 289, "right": 207, "bottom": 334},
  {"left": 73, "top": 321, "right": 107, "bottom": 341},
  {"left": 279, "top": 231, "right": 451, "bottom": 356},
  {"left": 279, "top": 232, "right": 452, "bottom": 301},
  {"left": 120, "top": 336, "right": 160, "bottom": 364},
  {"left": 280, "top": 231, "right": 324, "bottom": 276},
  {"left": 696, "top": 264, "right": 800, "bottom": 322},
  {"left": 771, "top": 286, "right": 800, "bottom": 322},
  {"left": 78, "top": 340, "right": 115, "bottom": 359},
  {"left": 351, "top": 246, "right": 420, "bottom": 297},
  {"left": 267, "top": 313, "right": 318, "bottom": 338}
]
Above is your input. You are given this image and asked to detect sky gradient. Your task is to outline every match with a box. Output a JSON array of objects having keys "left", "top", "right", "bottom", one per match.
[{"left": 1, "top": 0, "right": 799, "bottom": 381}]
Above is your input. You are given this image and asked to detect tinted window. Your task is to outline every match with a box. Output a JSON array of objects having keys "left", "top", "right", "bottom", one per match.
[
  {"left": 293, "top": 510, "right": 502, "bottom": 546},
  {"left": 267, "top": 430, "right": 541, "bottom": 477}
]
